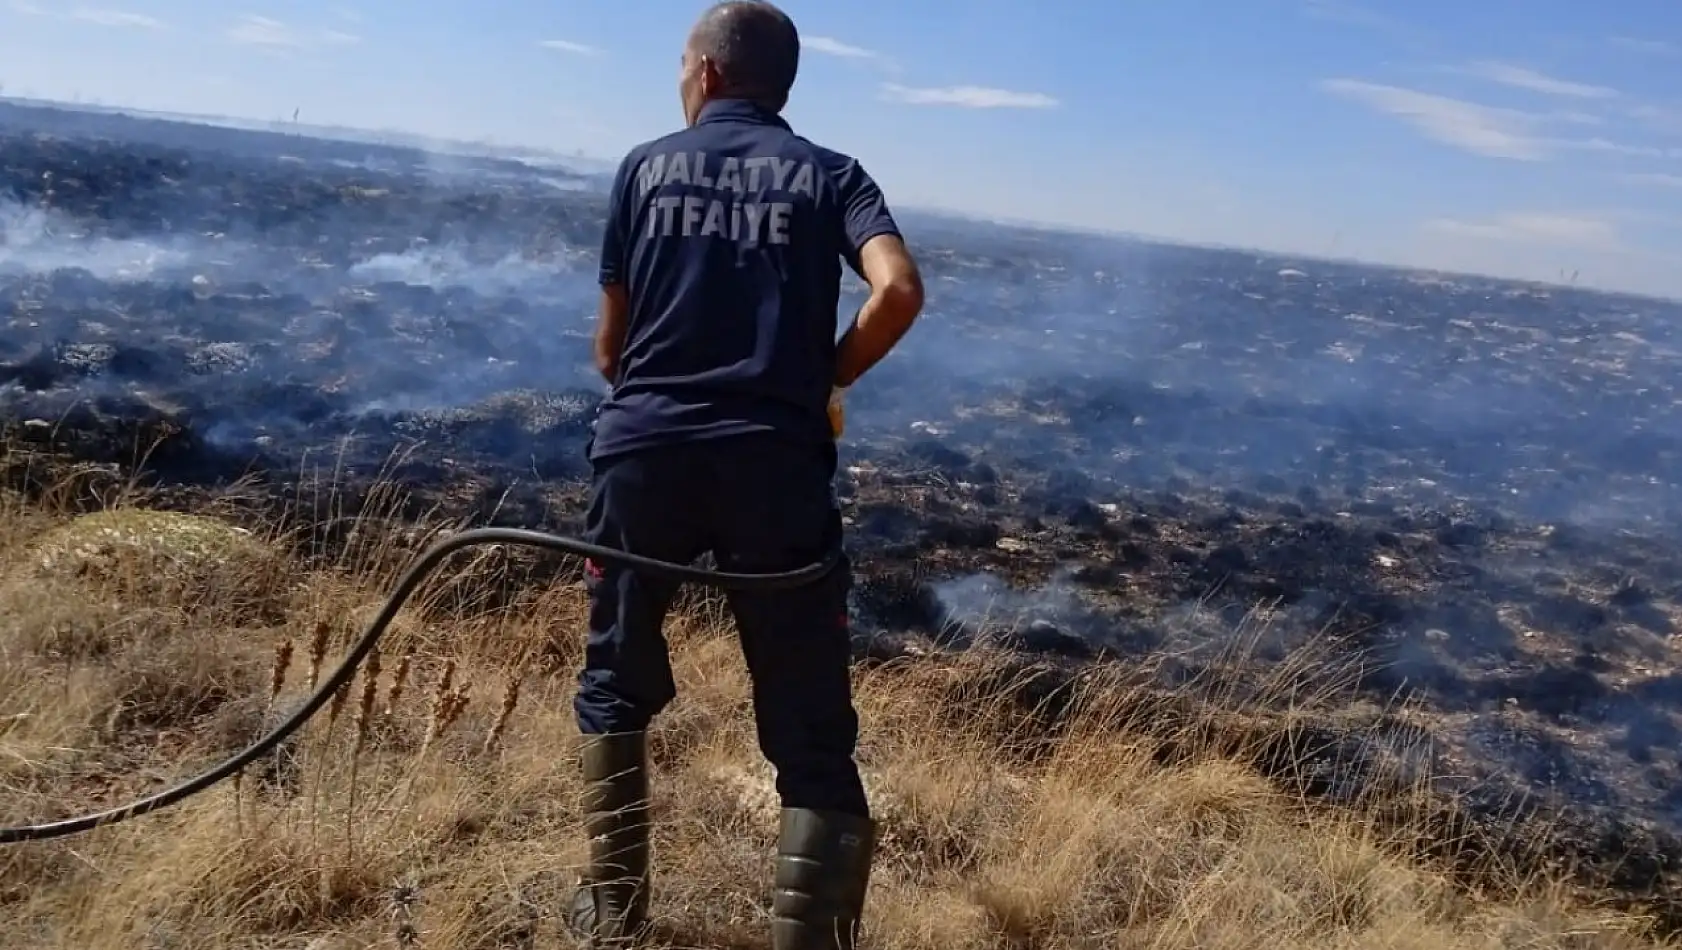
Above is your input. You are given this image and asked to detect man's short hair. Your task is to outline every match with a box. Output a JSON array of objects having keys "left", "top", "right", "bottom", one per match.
[{"left": 689, "top": 1, "right": 801, "bottom": 109}]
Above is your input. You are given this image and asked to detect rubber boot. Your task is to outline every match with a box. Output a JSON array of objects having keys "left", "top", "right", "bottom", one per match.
[
  {"left": 770, "top": 807, "right": 877, "bottom": 950},
  {"left": 567, "top": 731, "right": 652, "bottom": 947}
]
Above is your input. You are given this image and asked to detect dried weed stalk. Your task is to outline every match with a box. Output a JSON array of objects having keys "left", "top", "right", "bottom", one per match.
[
  {"left": 307, "top": 619, "right": 330, "bottom": 690},
  {"left": 385, "top": 646, "right": 414, "bottom": 717},
  {"left": 480, "top": 671, "right": 523, "bottom": 755}
]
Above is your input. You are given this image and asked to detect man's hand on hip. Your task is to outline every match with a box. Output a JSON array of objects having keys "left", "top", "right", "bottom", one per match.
[
  {"left": 828, "top": 386, "right": 846, "bottom": 439},
  {"left": 834, "top": 234, "right": 924, "bottom": 389}
]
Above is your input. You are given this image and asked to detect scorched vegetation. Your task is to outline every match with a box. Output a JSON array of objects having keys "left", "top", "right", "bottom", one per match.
[{"left": 0, "top": 460, "right": 1674, "bottom": 949}]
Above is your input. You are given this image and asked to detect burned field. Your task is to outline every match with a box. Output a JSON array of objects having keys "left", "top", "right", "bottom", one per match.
[{"left": 5, "top": 101, "right": 1682, "bottom": 918}]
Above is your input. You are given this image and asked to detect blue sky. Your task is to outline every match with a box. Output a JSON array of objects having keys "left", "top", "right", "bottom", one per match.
[{"left": 1, "top": 0, "right": 1680, "bottom": 297}]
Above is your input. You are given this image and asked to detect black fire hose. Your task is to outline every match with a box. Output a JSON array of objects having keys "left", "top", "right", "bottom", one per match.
[{"left": 0, "top": 526, "right": 842, "bottom": 844}]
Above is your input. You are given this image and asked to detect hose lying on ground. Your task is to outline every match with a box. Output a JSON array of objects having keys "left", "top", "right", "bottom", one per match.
[{"left": 0, "top": 526, "right": 842, "bottom": 844}]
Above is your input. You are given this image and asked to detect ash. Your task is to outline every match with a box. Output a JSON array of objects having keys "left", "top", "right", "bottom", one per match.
[{"left": 4, "top": 98, "right": 1682, "bottom": 908}]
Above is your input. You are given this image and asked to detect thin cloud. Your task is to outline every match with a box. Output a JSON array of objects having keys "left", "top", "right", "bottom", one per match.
[
  {"left": 1564, "top": 137, "right": 1682, "bottom": 159},
  {"left": 538, "top": 38, "right": 602, "bottom": 56},
  {"left": 1425, "top": 212, "right": 1622, "bottom": 249},
  {"left": 1610, "top": 36, "right": 1677, "bottom": 56},
  {"left": 1621, "top": 172, "right": 1682, "bottom": 189},
  {"left": 803, "top": 36, "right": 876, "bottom": 59},
  {"left": 1299, "top": 0, "right": 1433, "bottom": 47},
  {"left": 1323, "top": 78, "right": 1671, "bottom": 161},
  {"left": 226, "top": 15, "right": 358, "bottom": 49},
  {"left": 1321, "top": 79, "right": 1546, "bottom": 159},
  {"left": 226, "top": 14, "right": 292, "bottom": 45},
  {"left": 881, "top": 83, "right": 1057, "bottom": 109},
  {"left": 1629, "top": 103, "right": 1682, "bottom": 136},
  {"left": 1461, "top": 61, "right": 1618, "bottom": 100},
  {"left": 1548, "top": 110, "right": 1604, "bottom": 127},
  {"left": 72, "top": 8, "right": 164, "bottom": 29},
  {"left": 1301, "top": 0, "right": 1406, "bottom": 35},
  {"left": 8, "top": 1, "right": 46, "bottom": 14}
]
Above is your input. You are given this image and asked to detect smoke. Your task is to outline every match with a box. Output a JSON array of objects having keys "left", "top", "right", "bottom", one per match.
[
  {"left": 0, "top": 108, "right": 609, "bottom": 446},
  {"left": 0, "top": 199, "right": 198, "bottom": 281},
  {"left": 926, "top": 564, "right": 1363, "bottom": 666},
  {"left": 345, "top": 243, "right": 583, "bottom": 300},
  {"left": 842, "top": 215, "right": 1682, "bottom": 534},
  {"left": 929, "top": 570, "right": 1112, "bottom": 654},
  {"left": 3, "top": 100, "right": 1682, "bottom": 536}
]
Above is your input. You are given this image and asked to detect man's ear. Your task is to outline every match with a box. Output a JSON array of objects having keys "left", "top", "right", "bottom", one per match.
[{"left": 699, "top": 56, "right": 721, "bottom": 97}]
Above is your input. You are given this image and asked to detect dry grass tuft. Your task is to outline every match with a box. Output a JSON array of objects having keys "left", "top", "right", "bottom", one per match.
[{"left": 0, "top": 480, "right": 1674, "bottom": 950}]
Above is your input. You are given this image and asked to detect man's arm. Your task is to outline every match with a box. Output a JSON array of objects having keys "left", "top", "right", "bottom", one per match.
[
  {"left": 595, "top": 152, "right": 637, "bottom": 385},
  {"left": 831, "top": 159, "right": 924, "bottom": 389},
  {"left": 835, "top": 234, "right": 923, "bottom": 387}
]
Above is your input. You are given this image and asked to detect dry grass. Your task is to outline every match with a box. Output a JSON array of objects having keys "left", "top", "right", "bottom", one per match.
[{"left": 0, "top": 475, "right": 1674, "bottom": 950}]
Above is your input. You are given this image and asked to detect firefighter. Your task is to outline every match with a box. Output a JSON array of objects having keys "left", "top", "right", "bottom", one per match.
[{"left": 567, "top": 1, "right": 926, "bottom": 947}]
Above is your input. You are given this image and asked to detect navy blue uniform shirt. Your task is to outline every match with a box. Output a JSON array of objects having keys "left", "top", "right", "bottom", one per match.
[{"left": 589, "top": 98, "right": 902, "bottom": 461}]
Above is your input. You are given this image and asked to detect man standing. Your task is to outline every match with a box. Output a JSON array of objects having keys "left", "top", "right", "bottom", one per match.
[{"left": 569, "top": 2, "right": 925, "bottom": 947}]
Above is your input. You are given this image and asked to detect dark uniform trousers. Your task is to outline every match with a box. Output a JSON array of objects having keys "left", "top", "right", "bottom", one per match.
[{"left": 573, "top": 432, "right": 869, "bottom": 818}]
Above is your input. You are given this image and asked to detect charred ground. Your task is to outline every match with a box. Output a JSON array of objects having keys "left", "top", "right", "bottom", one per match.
[{"left": 4, "top": 100, "right": 1682, "bottom": 925}]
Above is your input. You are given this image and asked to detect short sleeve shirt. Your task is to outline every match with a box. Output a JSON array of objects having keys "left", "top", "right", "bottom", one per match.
[{"left": 589, "top": 98, "right": 902, "bottom": 461}]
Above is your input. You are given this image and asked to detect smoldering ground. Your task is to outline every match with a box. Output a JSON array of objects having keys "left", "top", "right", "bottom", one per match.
[
  {"left": 5, "top": 100, "right": 1682, "bottom": 913},
  {"left": 4, "top": 103, "right": 1677, "bottom": 535}
]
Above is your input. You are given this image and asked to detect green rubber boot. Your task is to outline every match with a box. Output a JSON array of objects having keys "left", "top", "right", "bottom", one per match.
[
  {"left": 770, "top": 807, "right": 877, "bottom": 950},
  {"left": 567, "top": 731, "right": 652, "bottom": 948}
]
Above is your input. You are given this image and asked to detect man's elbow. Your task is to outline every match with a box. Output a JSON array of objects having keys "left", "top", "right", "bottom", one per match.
[
  {"left": 858, "top": 235, "right": 925, "bottom": 324},
  {"left": 870, "top": 261, "right": 924, "bottom": 328},
  {"left": 883, "top": 267, "right": 925, "bottom": 318},
  {"left": 594, "top": 349, "right": 618, "bottom": 381}
]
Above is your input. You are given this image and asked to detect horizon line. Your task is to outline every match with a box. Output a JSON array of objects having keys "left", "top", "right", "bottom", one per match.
[{"left": 0, "top": 93, "right": 1671, "bottom": 306}]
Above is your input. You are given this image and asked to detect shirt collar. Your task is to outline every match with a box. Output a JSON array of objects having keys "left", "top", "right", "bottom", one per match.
[{"left": 696, "top": 98, "right": 791, "bottom": 130}]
